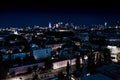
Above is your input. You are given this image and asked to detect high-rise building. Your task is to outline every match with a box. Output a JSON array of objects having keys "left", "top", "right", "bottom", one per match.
[
  {"left": 116, "top": 21, "right": 120, "bottom": 28},
  {"left": 49, "top": 22, "right": 52, "bottom": 28},
  {"left": 105, "top": 22, "right": 107, "bottom": 27}
]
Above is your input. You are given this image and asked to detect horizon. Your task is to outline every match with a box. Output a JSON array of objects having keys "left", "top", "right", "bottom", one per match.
[{"left": 0, "top": 0, "right": 120, "bottom": 27}]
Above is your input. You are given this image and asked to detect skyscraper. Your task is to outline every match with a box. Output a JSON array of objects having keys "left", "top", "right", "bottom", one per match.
[
  {"left": 49, "top": 22, "right": 52, "bottom": 28},
  {"left": 105, "top": 22, "right": 107, "bottom": 27}
]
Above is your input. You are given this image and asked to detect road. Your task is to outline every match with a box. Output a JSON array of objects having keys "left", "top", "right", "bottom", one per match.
[{"left": 3, "top": 65, "right": 76, "bottom": 80}]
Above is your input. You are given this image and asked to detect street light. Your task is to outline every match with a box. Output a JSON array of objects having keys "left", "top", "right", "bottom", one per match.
[
  {"left": 82, "top": 55, "right": 88, "bottom": 78},
  {"left": 66, "top": 54, "right": 73, "bottom": 80},
  {"left": 12, "top": 77, "right": 23, "bottom": 80},
  {"left": 84, "top": 55, "right": 88, "bottom": 60}
]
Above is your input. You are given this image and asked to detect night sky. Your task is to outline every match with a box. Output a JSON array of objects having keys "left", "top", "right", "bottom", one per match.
[{"left": 0, "top": 0, "right": 120, "bottom": 27}]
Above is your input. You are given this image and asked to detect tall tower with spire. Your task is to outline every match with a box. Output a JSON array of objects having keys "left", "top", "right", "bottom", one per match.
[
  {"left": 49, "top": 22, "right": 52, "bottom": 28},
  {"left": 105, "top": 22, "right": 107, "bottom": 27}
]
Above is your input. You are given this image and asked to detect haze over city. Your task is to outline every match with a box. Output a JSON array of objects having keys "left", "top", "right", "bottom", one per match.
[{"left": 0, "top": 0, "right": 120, "bottom": 27}]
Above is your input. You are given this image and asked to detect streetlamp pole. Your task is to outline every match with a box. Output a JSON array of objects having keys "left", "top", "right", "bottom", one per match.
[
  {"left": 82, "top": 55, "right": 88, "bottom": 78},
  {"left": 68, "top": 54, "right": 72, "bottom": 80}
]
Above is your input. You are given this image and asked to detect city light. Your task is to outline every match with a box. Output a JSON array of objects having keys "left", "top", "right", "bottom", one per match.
[
  {"left": 0, "top": 16, "right": 120, "bottom": 80},
  {"left": 107, "top": 45, "right": 120, "bottom": 54},
  {"left": 84, "top": 55, "right": 88, "bottom": 60}
]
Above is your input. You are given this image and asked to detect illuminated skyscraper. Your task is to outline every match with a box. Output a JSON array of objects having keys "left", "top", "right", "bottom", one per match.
[
  {"left": 49, "top": 22, "right": 52, "bottom": 28},
  {"left": 116, "top": 21, "right": 120, "bottom": 28},
  {"left": 105, "top": 22, "right": 107, "bottom": 27}
]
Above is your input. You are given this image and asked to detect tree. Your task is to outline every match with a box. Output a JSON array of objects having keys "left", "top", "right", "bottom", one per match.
[
  {"left": 87, "top": 53, "right": 95, "bottom": 73},
  {"left": 32, "top": 71, "right": 39, "bottom": 80},
  {"left": 76, "top": 56, "right": 80, "bottom": 71},
  {"left": 117, "top": 53, "right": 120, "bottom": 63},
  {"left": 58, "top": 72, "right": 66, "bottom": 80},
  {"left": 4, "top": 34, "right": 30, "bottom": 52},
  {"left": 0, "top": 53, "right": 2, "bottom": 63},
  {"left": 66, "top": 61, "right": 70, "bottom": 77},
  {"left": 44, "top": 58, "right": 53, "bottom": 70},
  {"left": 102, "top": 48, "right": 111, "bottom": 64},
  {"left": 0, "top": 61, "right": 10, "bottom": 79}
]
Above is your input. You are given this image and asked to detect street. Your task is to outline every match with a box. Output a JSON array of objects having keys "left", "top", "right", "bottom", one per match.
[{"left": 3, "top": 65, "right": 76, "bottom": 80}]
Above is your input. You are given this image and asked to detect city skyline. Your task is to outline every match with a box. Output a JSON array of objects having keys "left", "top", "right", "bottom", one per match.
[{"left": 0, "top": 0, "right": 120, "bottom": 27}]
